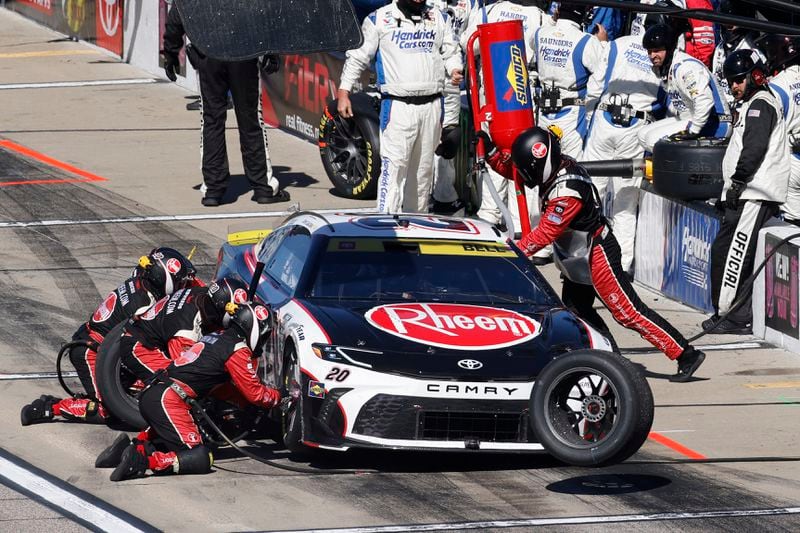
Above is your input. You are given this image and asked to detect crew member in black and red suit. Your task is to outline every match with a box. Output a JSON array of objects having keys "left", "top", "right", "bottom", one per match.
[
  {"left": 480, "top": 126, "right": 706, "bottom": 382},
  {"left": 20, "top": 248, "right": 198, "bottom": 426},
  {"left": 101, "top": 302, "right": 282, "bottom": 480},
  {"left": 118, "top": 277, "right": 250, "bottom": 382}
]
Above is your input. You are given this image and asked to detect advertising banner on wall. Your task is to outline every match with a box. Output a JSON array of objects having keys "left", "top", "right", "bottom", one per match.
[
  {"left": 7, "top": 0, "right": 123, "bottom": 56},
  {"left": 764, "top": 235, "right": 799, "bottom": 338},
  {"left": 260, "top": 52, "right": 372, "bottom": 141}
]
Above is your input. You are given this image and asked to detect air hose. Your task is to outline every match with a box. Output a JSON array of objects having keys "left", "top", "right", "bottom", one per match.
[
  {"left": 188, "top": 397, "right": 377, "bottom": 475},
  {"left": 55, "top": 340, "right": 96, "bottom": 398},
  {"left": 619, "top": 231, "right": 800, "bottom": 354}
]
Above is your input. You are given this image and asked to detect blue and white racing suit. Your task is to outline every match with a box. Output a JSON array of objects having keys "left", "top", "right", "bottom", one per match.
[{"left": 770, "top": 65, "right": 800, "bottom": 223}]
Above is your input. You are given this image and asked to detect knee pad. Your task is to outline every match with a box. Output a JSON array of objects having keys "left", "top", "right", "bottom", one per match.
[{"left": 174, "top": 446, "right": 214, "bottom": 475}]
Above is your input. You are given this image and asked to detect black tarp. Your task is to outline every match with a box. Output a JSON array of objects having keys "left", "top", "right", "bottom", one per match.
[{"left": 174, "top": 0, "right": 364, "bottom": 61}]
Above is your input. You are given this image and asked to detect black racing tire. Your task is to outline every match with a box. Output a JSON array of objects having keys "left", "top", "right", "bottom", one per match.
[
  {"left": 319, "top": 101, "right": 380, "bottom": 200},
  {"left": 530, "top": 350, "right": 654, "bottom": 467},
  {"left": 280, "top": 345, "right": 308, "bottom": 455},
  {"left": 652, "top": 138, "right": 728, "bottom": 201},
  {"left": 96, "top": 322, "right": 147, "bottom": 430}
]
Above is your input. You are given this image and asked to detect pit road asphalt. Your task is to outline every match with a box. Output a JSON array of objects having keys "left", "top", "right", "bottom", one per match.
[{"left": 1, "top": 8, "right": 800, "bottom": 533}]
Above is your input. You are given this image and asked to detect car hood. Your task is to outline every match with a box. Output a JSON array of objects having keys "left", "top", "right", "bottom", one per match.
[{"left": 297, "top": 299, "right": 592, "bottom": 381}]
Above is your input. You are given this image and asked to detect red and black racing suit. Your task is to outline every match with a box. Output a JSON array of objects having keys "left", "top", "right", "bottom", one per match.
[
  {"left": 119, "top": 287, "right": 210, "bottom": 381},
  {"left": 491, "top": 155, "right": 691, "bottom": 360},
  {"left": 61, "top": 276, "right": 156, "bottom": 422},
  {"left": 135, "top": 329, "right": 280, "bottom": 473}
]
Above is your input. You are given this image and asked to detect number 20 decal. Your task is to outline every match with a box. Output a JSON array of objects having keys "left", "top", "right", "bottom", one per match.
[{"left": 325, "top": 367, "right": 350, "bottom": 382}]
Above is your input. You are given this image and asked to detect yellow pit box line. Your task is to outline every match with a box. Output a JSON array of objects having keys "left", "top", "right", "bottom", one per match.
[{"left": 227, "top": 229, "right": 271, "bottom": 246}]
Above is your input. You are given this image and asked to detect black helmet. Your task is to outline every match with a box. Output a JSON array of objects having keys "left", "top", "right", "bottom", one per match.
[
  {"left": 510, "top": 126, "right": 562, "bottom": 189},
  {"left": 226, "top": 302, "right": 272, "bottom": 353},
  {"left": 723, "top": 49, "right": 767, "bottom": 96},
  {"left": 136, "top": 247, "right": 196, "bottom": 299},
  {"left": 760, "top": 34, "right": 800, "bottom": 74},
  {"left": 558, "top": 1, "right": 590, "bottom": 24},
  {"left": 642, "top": 1, "right": 690, "bottom": 35},
  {"left": 199, "top": 277, "right": 250, "bottom": 328},
  {"left": 643, "top": 23, "right": 679, "bottom": 52}
]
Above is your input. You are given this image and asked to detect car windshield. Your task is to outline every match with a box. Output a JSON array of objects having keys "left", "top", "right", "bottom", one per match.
[{"left": 307, "top": 237, "right": 556, "bottom": 306}]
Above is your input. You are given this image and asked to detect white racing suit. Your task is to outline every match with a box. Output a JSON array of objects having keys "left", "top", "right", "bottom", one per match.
[
  {"left": 637, "top": 50, "right": 731, "bottom": 151},
  {"left": 340, "top": 2, "right": 462, "bottom": 213},
  {"left": 430, "top": 0, "right": 476, "bottom": 210},
  {"left": 712, "top": 89, "right": 789, "bottom": 323},
  {"left": 534, "top": 18, "right": 605, "bottom": 158},
  {"left": 770, "top": 65, "right": 800, "bottom": 224},
  {"left": 462, "top": 1, "right": 552, "bottom": 238},
  {"left": 582, "top": 35, "right": 664, "bottom": 273}
]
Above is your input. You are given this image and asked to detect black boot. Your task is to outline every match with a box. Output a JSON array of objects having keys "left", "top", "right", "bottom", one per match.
[
  {"left": 110, "top": 444, "right": 149, "bottom": 481},
  {"left": 670, "top": 347, "right": 706, "bottom": 383},
  {"left": 20, "top": 397, "right": 56, "bottom": 426},
  {"left": 95, "top": 433, "right": 131, "bottom": 468}
]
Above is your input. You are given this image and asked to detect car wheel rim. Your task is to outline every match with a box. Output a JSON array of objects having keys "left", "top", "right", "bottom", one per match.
[
  {"left": 283, "top": 358, "right": 301, "bottom": 435},
  {"left": 324, "top": 115, "right": 368, "bottom": 186},
  {"left": 543, "top": 366, "right": 620, "bottom": 448}
]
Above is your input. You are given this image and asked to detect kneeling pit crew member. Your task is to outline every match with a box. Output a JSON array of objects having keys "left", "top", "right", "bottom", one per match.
[
  {"left": 20, "top": 248, "right": 198, "bottom": 426},
  {"left": 118, "top": 277, "right": 250, "bottom": 382},
  {"left": 484, "top": 126, "right": 706, "bottom": 382},
  {"left": 102, "top": 301, "right": 282, "bottom": 481}
]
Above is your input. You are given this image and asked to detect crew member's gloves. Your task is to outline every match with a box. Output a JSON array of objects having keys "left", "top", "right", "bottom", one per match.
[
  {"left": 259, "top": 54, "right": 280, "bottom": 77},
  {"left": 726, "top": 179, "right": 746, "bottom": 209},
  {"left": 435, "top": 125, "right": 461, "bottom": 159},
  {"left": 162, "top": 51, "right": 180, "bottom": 82},
  {"left": 668, "top": 130, "right": 699, "bottom": 142},
  {"left": 476, "top": 131, "right": 513, "bottom": 179}
]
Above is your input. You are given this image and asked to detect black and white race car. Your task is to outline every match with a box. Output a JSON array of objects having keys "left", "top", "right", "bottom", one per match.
[{"left": 214, "top": 211, "right": 653, "bottom": 466}]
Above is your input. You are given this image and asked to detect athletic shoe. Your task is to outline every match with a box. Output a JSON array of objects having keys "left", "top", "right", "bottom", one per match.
[{"left": 669, "top": 347, "right": 706, "bottom": 383}]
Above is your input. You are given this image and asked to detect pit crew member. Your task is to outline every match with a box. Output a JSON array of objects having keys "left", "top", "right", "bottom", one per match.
[
  {"left": 103, "top": 302, "right": 282, "bottom": 481},
  {"left": 630, "top": 0, "right": 716, "bottom": 68},
  {"left": 582, "top": 32, "right": 664, "bottom": 276},
  {"left": 20, "top": 248, "right": 197, "bottom": 426},
  {"left": 484, "top": 126, "right": 706, "bottom": 382},
  {"left": 338, "top": 0, "right": 463, "bottom": 213},
  {"left": 637, "top": 24, "right": 731, "bottom": 151},
  {"left": 703, "top": 50, "right": 790, "bottom": 334},
  {"left": 118, "top": 277, "right": 250, "bottom": 381}
]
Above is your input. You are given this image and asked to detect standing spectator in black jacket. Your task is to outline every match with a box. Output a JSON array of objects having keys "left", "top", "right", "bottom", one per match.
[{"left": 162, "top": 6, "right": 289, "bottom": 207}]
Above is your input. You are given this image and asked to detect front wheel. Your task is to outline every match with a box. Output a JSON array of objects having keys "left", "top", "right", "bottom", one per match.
[
  {"left": 530, "top": 350, "right": 654, "bottom": 467},
  {"left": 280, "top": 346, "right": 308, "bottom": 454}
]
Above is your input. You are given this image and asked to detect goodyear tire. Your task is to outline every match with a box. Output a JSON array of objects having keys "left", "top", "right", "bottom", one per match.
[
  {"left": 652, "top": 138, "right": 728, "bottom": 201},
  {"left": 96, "top": 322, "right": 147, "bottom": 430},
  {"left": 319, "top": 99, "right": 380, "bottom": 200},
  {"left": 530, "top": 350, "right": 653, "bottom": 467}
]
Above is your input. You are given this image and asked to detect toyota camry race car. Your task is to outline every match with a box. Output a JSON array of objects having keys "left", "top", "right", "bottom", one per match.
[{"left": 214, "top": 212, "right": 654, "bottom": 466}]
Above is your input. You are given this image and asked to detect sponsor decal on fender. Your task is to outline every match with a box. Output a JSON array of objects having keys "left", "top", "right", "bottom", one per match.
[
  {"left": 308, "top": 380, "right": 326, "bottom": 398},
  {"left": 365, "top": 303, "right": 541, "bottom": 350}
]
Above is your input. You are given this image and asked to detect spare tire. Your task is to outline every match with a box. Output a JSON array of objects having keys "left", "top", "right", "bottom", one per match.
[
  {"left": 96, "top": 322, "right": 147, "bottom": 429},
  {"left": 319, "top": 95, "right": 381, "bottom": 200},
  {"left": 652, "top": 138, "right": 728, "bottom": 201}
]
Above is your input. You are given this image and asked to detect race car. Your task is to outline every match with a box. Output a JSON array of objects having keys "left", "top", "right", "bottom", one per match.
[{"left": 214, "top": 211, "right": 654, "bottom": 466}]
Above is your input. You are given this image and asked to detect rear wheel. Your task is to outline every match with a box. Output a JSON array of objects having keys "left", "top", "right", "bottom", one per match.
[
  {"left": 319, "top": 102, "right": 380, "bottom": 200},
  {"left": 530, "top": 350, "right": 653, "bottom": 466}
]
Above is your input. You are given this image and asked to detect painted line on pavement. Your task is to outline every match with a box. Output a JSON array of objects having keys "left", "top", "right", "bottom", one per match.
[
  {"left": 0, "top": 139, "right": 108, "bottom": 184},
  {"left": 0, "top": 371, "right": 77, "bottom": 380},
  {"left": 0, "top": 447, "right": 155, "bottom": 532},
  {"left": 745, "top": 381, "right": 800, "bottom": 389},
  {"left": 0, "top": 207, "right": 377, "bottom": 228},
  {"left": 0, "top": 50, "right": 101, "bottom": 59},
  {"left": 260, "top": 507, "right": 800, "bottom": 533},
  {"left": 648, "top": 431, "right": 707, "bottom": 460},
  {"left": 0, "top": 78, "right": 158, "bottom": 90}
]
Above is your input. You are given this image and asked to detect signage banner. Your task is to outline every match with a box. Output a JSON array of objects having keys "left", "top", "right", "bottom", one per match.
[{"left": 764, "top": 235, "right": 799, "bottom": 338}]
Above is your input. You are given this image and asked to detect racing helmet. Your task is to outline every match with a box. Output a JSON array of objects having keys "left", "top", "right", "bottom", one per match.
[
  {"left": 723, "top": 49, "right": 768, "bottom": 97},
  {"left": 510, "top": 126, "right": 562, "bottom": 190},
  {"left": 643, "top": 1, "right": 689, "bottom": 34},
  {"left": 557, "top": 1, "right": 591, "bottom": 25},
  {"left": 760, "top": 34, "right": 800, "bottom": 74},
  {"left": 199, "top": 277, "right": 250, "bottom": 328},
  {"left": 137, "top": 247, "right": 196, "bottom": 299},
  {"left": 642, "top": 23, "right": 679, "bottom": 53},
  {"left": 226, "top": 302, "right": 272, "bottom": 353}
]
